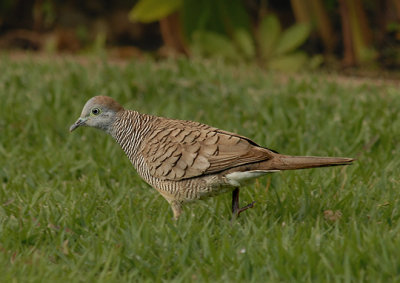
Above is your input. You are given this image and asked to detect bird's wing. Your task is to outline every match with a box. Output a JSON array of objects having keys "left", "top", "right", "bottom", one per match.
[{"left": 141, "top": 119, "right": 274, "bottom": 180}]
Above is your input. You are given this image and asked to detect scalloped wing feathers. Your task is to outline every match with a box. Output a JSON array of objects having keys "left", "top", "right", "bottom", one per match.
[{"left": 141, "top": 119, "right": 274, "bottom": 180}]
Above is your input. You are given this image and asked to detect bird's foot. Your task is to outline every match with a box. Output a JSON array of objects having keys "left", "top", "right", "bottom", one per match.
[
  {"left": 232, "top": 201, "right": 256, "bottom": 220},
  {"left": 231, "top": 188, "right": 255, "bottom": 220},
  {"left": 235, "top": 201, "right": 256, "bottom": 216}
]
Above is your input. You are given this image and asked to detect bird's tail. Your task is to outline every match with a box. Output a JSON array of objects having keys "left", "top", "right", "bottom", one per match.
[{"left": 264, "top": 155, "right": 354, "bottom": 171}]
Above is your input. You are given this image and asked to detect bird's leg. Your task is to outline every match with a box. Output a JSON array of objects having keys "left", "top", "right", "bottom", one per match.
[
  {"left": 231, "top": 188, "right": 256, "bottom": 219},
  {"left": 170, "top": 200, "right": 182, "bottom": 220}
]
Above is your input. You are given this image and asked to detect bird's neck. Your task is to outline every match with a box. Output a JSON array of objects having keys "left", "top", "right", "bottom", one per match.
[{"left": 111, "top": 110, "right": 155, "bottom": 161}]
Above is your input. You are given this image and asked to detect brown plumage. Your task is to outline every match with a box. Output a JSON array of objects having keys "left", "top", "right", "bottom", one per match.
[{"left": 70, "top": 96, "right": 354, "bottom": 219}]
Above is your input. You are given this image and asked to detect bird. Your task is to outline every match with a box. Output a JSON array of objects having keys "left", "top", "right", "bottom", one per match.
[{"left": 70, "top": 96, "right": 354, "bottom": 219}]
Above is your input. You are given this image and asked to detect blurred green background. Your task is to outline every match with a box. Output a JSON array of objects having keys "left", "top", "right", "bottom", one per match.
[{"left": 1, "top": 0, "right": 400, "bottom": 72}]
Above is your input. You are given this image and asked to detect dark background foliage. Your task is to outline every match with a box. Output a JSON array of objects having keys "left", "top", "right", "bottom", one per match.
[{"left": 1, "top": 0, "right": 399, "bottom": 70}]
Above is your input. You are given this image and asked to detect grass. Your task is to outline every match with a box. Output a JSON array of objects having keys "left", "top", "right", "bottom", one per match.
[{"left": 0, "top": 54, "right": 399, "bottom": 282}]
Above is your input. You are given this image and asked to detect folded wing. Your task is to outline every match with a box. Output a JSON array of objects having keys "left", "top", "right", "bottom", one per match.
[{"left": 141, "top": 119, "right": 274, "bottom": 180}]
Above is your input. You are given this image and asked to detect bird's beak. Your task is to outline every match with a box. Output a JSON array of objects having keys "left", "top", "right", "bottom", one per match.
[{"left": 69, "top": 117, "right": 88, "bottom": 132}]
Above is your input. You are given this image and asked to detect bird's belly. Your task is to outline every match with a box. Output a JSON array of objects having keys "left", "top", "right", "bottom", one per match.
[
  {"left": 195, "top": 184, "right": 236, "bottom": 200},
  {"left": 141, "top": 170, "right": 276, "bottom": 203},
  {"left": 178, "top": 177, "right": 236, "bottom": 202},
  {"left": 148, "top": 174, "right": 236, "bottom": 203}
]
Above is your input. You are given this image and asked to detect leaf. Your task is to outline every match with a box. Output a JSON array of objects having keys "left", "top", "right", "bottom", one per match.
[
  {"left": 219, "top": 0, "right": 252, "bottom": 31},
  {"left": 181, "top": 0, "right": 251, "bottom": 40},
  {"left": 275, "top": 23, "right": 311, "bottom": 55},
  {"left": 191, "top": 31, "right": 239, "bottom": 61},
  {"left": 129, "top": 0, "right": 182, "bottom": 23},
  {"left": 309, "top": 54, "right": 324, "bottom": 69},
  {"left": 258, "top": 15, "right": 281, "bottom": 59},
  {"left": 233, "top": 29, "right": 255, "bottom": 59},
  {"left": 268, "top": 52, "right": 308, "bottom": 72}
]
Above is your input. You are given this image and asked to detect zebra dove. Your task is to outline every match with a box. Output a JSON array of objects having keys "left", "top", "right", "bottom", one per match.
[{"left": 70, "top": 96, "right": 354, "bottom": 219}]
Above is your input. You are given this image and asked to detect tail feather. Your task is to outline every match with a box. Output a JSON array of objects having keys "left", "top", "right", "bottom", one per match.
[{"left": 266, "top": 155, "right": 354, "bottom": 171}]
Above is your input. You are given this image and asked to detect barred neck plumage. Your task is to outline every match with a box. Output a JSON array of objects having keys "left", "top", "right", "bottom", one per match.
[{"left": 111, "top": 110, "right": 156, "bottom": 163}]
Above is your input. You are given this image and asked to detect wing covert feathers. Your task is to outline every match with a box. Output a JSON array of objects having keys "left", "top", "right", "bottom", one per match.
[{"left": 141, "top": 119, "right": 274, "bottom": 180}]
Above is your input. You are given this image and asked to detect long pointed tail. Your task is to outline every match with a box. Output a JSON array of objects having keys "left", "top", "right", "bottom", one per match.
[{"left": 267, "top": 155, "right": 355, "bottom": 171}]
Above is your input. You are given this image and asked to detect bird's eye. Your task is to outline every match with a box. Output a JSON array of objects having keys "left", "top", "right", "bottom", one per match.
[{"left": 91, "top": 108, "right": 101, "bottom": 116}]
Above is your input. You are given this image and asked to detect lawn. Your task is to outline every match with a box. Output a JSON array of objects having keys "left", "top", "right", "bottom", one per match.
[{"left": 0, "top": 54, "right": 399, "bottom": 282}]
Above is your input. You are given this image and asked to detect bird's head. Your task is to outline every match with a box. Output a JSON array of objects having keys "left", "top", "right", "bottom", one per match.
[{"left": 69, "top": 96, "right": 124, "bottom": 134}]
